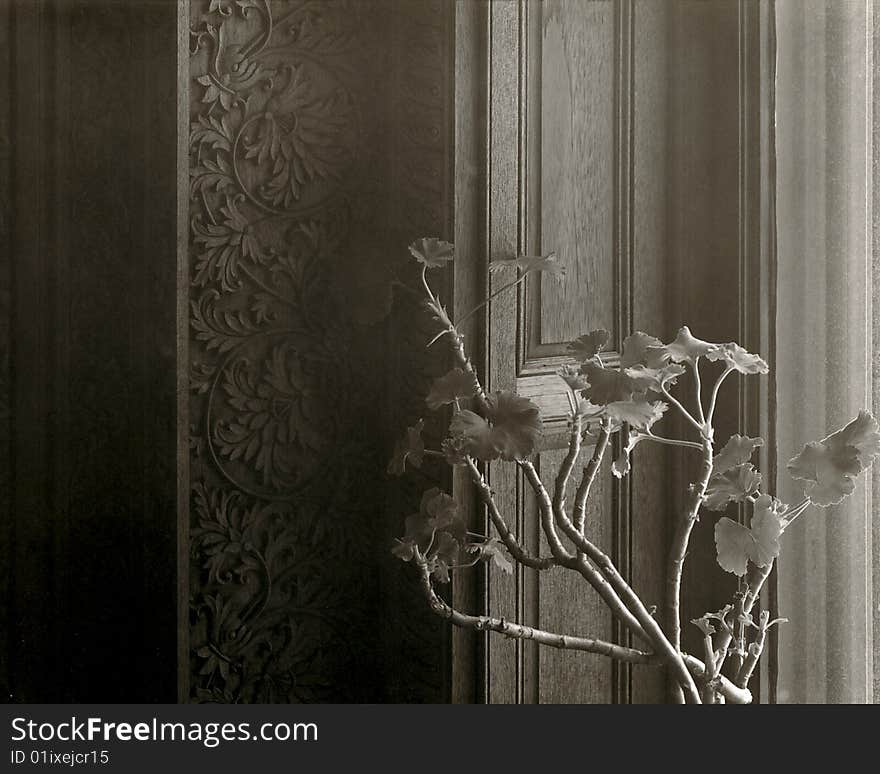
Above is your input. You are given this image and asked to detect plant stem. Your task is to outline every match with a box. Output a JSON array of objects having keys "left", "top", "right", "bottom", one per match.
[
  {"left": 415, "top": 556, "right": 655, "bottom": 663},
  {"left": 455, "top": 272, "right": 530, "bottom": 329},
  {"left": 550, "top": 484, "right": 703, "bottom": 702},
  {"left": 665, "top": 436, "right": 714, "bottom": 701},
  {"left": 706, "top": 365, "right": 735, "bottom": 426},
  {"left": 520, "top": 460, "right": 573, "bottom": 562},
  {"left": 661, "top": 385, "right": 704, "bottom": 433},
  {"left": 692, "top": 358, "right": 706, "bottom": 425},
  {"left": 463, "top": 457, "right": 556, "bottom": 570},
  {"left": 640, "top": 432, "right": 703, "bottom": 451}
]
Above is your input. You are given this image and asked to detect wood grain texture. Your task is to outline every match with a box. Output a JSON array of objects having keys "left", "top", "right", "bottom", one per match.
[
  {"left": 538, "top": 0, "right": 615, "bottom": 345},
  {"left": 3, "top": 0, "right": 178, "bottom": 702},
  {"left": 487, "top": 0, "right": 523, "bottom": 705},
  {"left": 629, "top": 0, "right": 670, "bottom": 705},
  {"left": 537, "top": 448, "right": 614, "bottom": 703},
  {"left": 452, "top": 0, "right": 490, "bottom": 705}
]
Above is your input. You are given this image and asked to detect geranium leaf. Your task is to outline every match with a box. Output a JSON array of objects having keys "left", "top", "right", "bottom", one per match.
[
  {"left": 714, "top": 495, "right": 785, "bottom": 576},
  {"left": 441, "top": 436, "right": 469, "bottom": 466},
  {"left": 612, "top": 429, "right": 642, "bottom": 479},
  {"left": 486, "top": 391, "right": 543, "bottom": 460},
  {"left": 706, "top": 342, "right": 769, "bottom": 374},
  {"left": 713, "top": 434, "right": 764, "bottom": 474},
  {"left": 480, "top": 538, "right": 514, "bottom": 575},
  {"left": 714, "top": 519, "right": 753, "bottom": 576},
  {"left": 621, "top": 331, "right": 666, "bottom": 368},
  {"left": 424, "top": 489, "right": 459, "bottom": 531},
  {"left": 488, "top": 251, "right": 566, "bottom": 277},
  {"left": 409, "top": 237, "right": 454, "bottom": 268},
  {"left": 448, "top": 391, "right": 542, "bottom": 461},
  {"left": 557, "top": 363, "right": 589, "bottom": 391},
  {"left": 449, "top": 410, "right": 497, "bottom": 460},
  {"left": 704, "top": 463, "right": 762, "bottom": 511},
  {"left": 623, "top": 363, "right": 686, "bottom": 393},
  {"left": 428, "top": 532, "right": 464, "bottom": 584},
  {"left": 647, "top": 326, "right": 719, "bottom": 365},
  {"left": 401, "top": 511, "right": 433, "bottom": 551},
  {"left": 748, "top": 495, "right": 785, "bottom": 567},
  {"left": 605, "top": 399, "right": 667, "bottom": 431},
  {"left": 391, "top": 538, "right": 417, "bottom": 562},
  {"left": 426, "top": 368, "right": 477, "bottom": 410},
  {"left": 567, "top": 329, "right": 610, "bottom": 362},
  {"left": 387, "top": 419, "right": 425, "bottom": 476},
  {"left": 580, "top": 362, "right": 638, "bottom": 405},
  {"left": 787, "top": 410, "right": 880, "bottom": 506}
]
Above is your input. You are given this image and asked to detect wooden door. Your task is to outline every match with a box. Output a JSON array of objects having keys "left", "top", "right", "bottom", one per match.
[{"left": 452, "top": 0, "right": 772, "bottom": 704}]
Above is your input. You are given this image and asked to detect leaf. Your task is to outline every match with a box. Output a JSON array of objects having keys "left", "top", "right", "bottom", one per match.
[
  {"left": 441, "top": 436, "right": 469, "bottom": 465},
  {"left": 706, "top": 342, "right": 769, "bottom": 375},
  {"left": 448, "top": 410, "right": 496, "bottom": 460},
  {"left": 557, "top": 363, "right": 589, "bottom": 392},
  {"left": 449, "top": 391, "right": 542, "bottom": 461},
  {"left": 409, "top": 237, "right": 454, "bottom": 268},
  {"left": 605, "top": 399, "right": 668, "bottom": 431},
  {"left": 787, "top": 410, "right": 880, "bottom": 506},
  {"left": 480, "top": 538, "right": 514, "bottom": 575},
  {"left": 714, "top": 434, "right": 764, "bottom": 474},
  {"left": 580, "top": 362, "right": 639, "bottom": 406},
  {"left": 488, "top": 251, "right": 565, "bottom": 277},
  {"left": 387, "top": 419, "right": 425, "bottom": 476},
  {"left": 704, "top": 463, "right": 762, "bottom": 511},
  {"left": 392, "top": 488, "right": 466, "bottom": 566},
  {"left": 623, "top": 363, "right": 686, "bottom": 393},
  {"left": 429, "top": 532, "right": 462, "bottom": 583},
  {"left": 391, "top": 538, "right": 417, "bottom": 562},
  {"left": 714, "top": 495, "right": 785, "bottom": 576},
  {"left": 612, "top": 429, "right": 641, "bottom": 479},
  {"left": 567, "top": 329, "right": 610, "bottom": 362},
  {"left": 647, "top": 326, "right": 718, "bottom": 365},
  {"left": 620, "top": 332, "right": 666, "bottom": 368},
  {"left": 425, "top": 368, "right": 477, "bottom": 410},
  {"left": 424, "top": 489, "right": 459, "bottom": 532}
]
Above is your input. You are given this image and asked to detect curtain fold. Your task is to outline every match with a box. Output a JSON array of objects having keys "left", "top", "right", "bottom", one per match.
[{"left": 774, "top": 0, "right": 875, "bottom": 703}]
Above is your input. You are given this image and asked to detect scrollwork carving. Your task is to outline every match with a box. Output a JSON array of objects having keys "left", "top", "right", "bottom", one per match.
[{"left": 188, "top": 0, "right": 452, "bottom": 703}]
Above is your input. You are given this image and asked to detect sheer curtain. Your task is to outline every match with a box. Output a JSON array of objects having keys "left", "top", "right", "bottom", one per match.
[{"left": 774, "top": 0, "right": 876, "bottom": 703}]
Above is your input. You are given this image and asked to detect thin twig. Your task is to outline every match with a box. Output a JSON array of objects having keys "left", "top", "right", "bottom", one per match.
[
  {"left": 661, "top": 385, "right": 704, "bottom": 433},
  {"left": 706, "top": 365, "right": 735, "bottom": 426},
  {"left": 692, "top": 358, "right": 706, "bottom": 425},
  {"left": 456, "top": 272, "right": 530, "bottom": 328},
  {"left": 641, "top": 432, "right": 704, "bottom": 451},
  {"left": 463, "top": 457, "right": 556, "bottom": 570}
]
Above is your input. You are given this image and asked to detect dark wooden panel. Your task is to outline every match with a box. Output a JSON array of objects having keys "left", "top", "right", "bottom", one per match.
[
  {"left": 2, "top": 0, "right": 178, "bottom": 702},
  {"left": 538, "top": 0, "right": 616, "bottom": 345}
]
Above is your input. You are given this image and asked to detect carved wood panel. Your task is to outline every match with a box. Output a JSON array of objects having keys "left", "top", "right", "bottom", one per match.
[{"left": 184, "top": 0, "right": 456, "bottom": 703}]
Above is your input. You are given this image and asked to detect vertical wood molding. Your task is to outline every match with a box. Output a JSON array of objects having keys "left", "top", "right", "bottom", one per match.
[{"left": 177, "top": 0, "right": 192, "bottom": 705}]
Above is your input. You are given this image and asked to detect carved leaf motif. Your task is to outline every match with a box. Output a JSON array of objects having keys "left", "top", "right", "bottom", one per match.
[
  {"left": 242, "top": 65, "right": 355, "bottom": 208},
  {"left": 214, "top": 344, "right": 325, "bottom": 491},
  {"left": 192, "top": 196, "right": 263, "bottom": 291}
]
